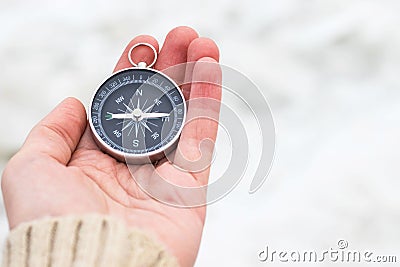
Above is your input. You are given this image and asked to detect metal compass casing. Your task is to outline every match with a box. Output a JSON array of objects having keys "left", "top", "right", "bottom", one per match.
[{"left": 88, "top": 43, "right": 186, "bottom": 164}]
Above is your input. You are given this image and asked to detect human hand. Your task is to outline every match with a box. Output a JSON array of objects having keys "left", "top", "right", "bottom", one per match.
[{"left": 1, "top": 26, "right": 221, "bottom": 267}]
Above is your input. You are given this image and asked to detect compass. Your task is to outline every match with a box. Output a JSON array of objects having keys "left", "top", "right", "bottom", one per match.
[{"left": 88, "top": 43, "right": 186, "bottom": 164}]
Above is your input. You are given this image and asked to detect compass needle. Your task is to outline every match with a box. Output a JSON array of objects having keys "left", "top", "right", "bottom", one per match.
[
  {"left": 105, "top": 112, "right": 113, "bottom": 120},
  {"left": 141, "top": 112, "right": 170, "bottom": 119},
  {"left": 108, "top": 113, "right": 134, "bottom": 120}
]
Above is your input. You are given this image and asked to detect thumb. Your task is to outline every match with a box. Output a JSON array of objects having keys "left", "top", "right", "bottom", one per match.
[{"left": 21, "top": 97, "right": 87, "bottom": 165}]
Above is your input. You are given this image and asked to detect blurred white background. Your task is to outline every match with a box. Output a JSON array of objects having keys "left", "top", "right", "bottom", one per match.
[{"left": 1, "top": 0, "right": 400, "bottom": 266}]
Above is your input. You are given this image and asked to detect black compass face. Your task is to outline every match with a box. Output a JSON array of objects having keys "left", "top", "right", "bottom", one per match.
[{"left": 89, "top": 68, "right": 185, "bottom": 157}]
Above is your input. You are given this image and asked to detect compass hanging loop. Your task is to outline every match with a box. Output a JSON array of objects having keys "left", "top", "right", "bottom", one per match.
[{"left": 128, "top": 42, "right": 158, "bottom": 68}]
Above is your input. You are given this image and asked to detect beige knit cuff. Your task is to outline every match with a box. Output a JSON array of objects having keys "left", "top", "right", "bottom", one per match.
[{"left": 2, "top": 214, "right": 179, "bottom": 267}]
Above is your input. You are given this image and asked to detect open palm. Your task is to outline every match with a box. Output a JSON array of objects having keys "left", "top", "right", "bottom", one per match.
[{"left": 1, "top": 27, "right": 221, "bottom": 267}]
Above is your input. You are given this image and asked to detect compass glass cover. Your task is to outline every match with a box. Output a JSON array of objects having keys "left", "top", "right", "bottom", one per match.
[{"left": 90, "top": 68, "right": 185, "bottom": 156}]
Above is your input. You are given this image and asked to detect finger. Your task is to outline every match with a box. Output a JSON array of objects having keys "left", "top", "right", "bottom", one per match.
[
  {"left": 74, "top": 125, "right": 99, "bottom": 152},
  {"left": 20, "top": 97, "right": 87, "bottom": 165},
  {"left": 182, "top": 37, "right": 220, "bottom": 100},
  {"left": 113, "top": 35, "right": 159, "bottom": 72},
  {"left": 174, "top": 57, "right": 222, "bottom": 183},
  {"left": 154, "top": 26, "right": 198, "bottom": 84}
]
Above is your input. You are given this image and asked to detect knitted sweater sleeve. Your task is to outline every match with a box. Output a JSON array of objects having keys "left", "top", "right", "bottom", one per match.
[{"left": 2, "top": 214, "right": 179, "bottom": 267}]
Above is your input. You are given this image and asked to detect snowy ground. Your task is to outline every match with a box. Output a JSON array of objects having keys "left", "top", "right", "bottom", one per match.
[{"left": 1, "top": 0, "right": 400, "bottom": 266}]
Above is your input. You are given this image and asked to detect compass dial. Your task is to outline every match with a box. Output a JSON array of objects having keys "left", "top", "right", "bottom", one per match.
[{"left": 89, "top": 68, "right": 185, "bottom": 162}]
